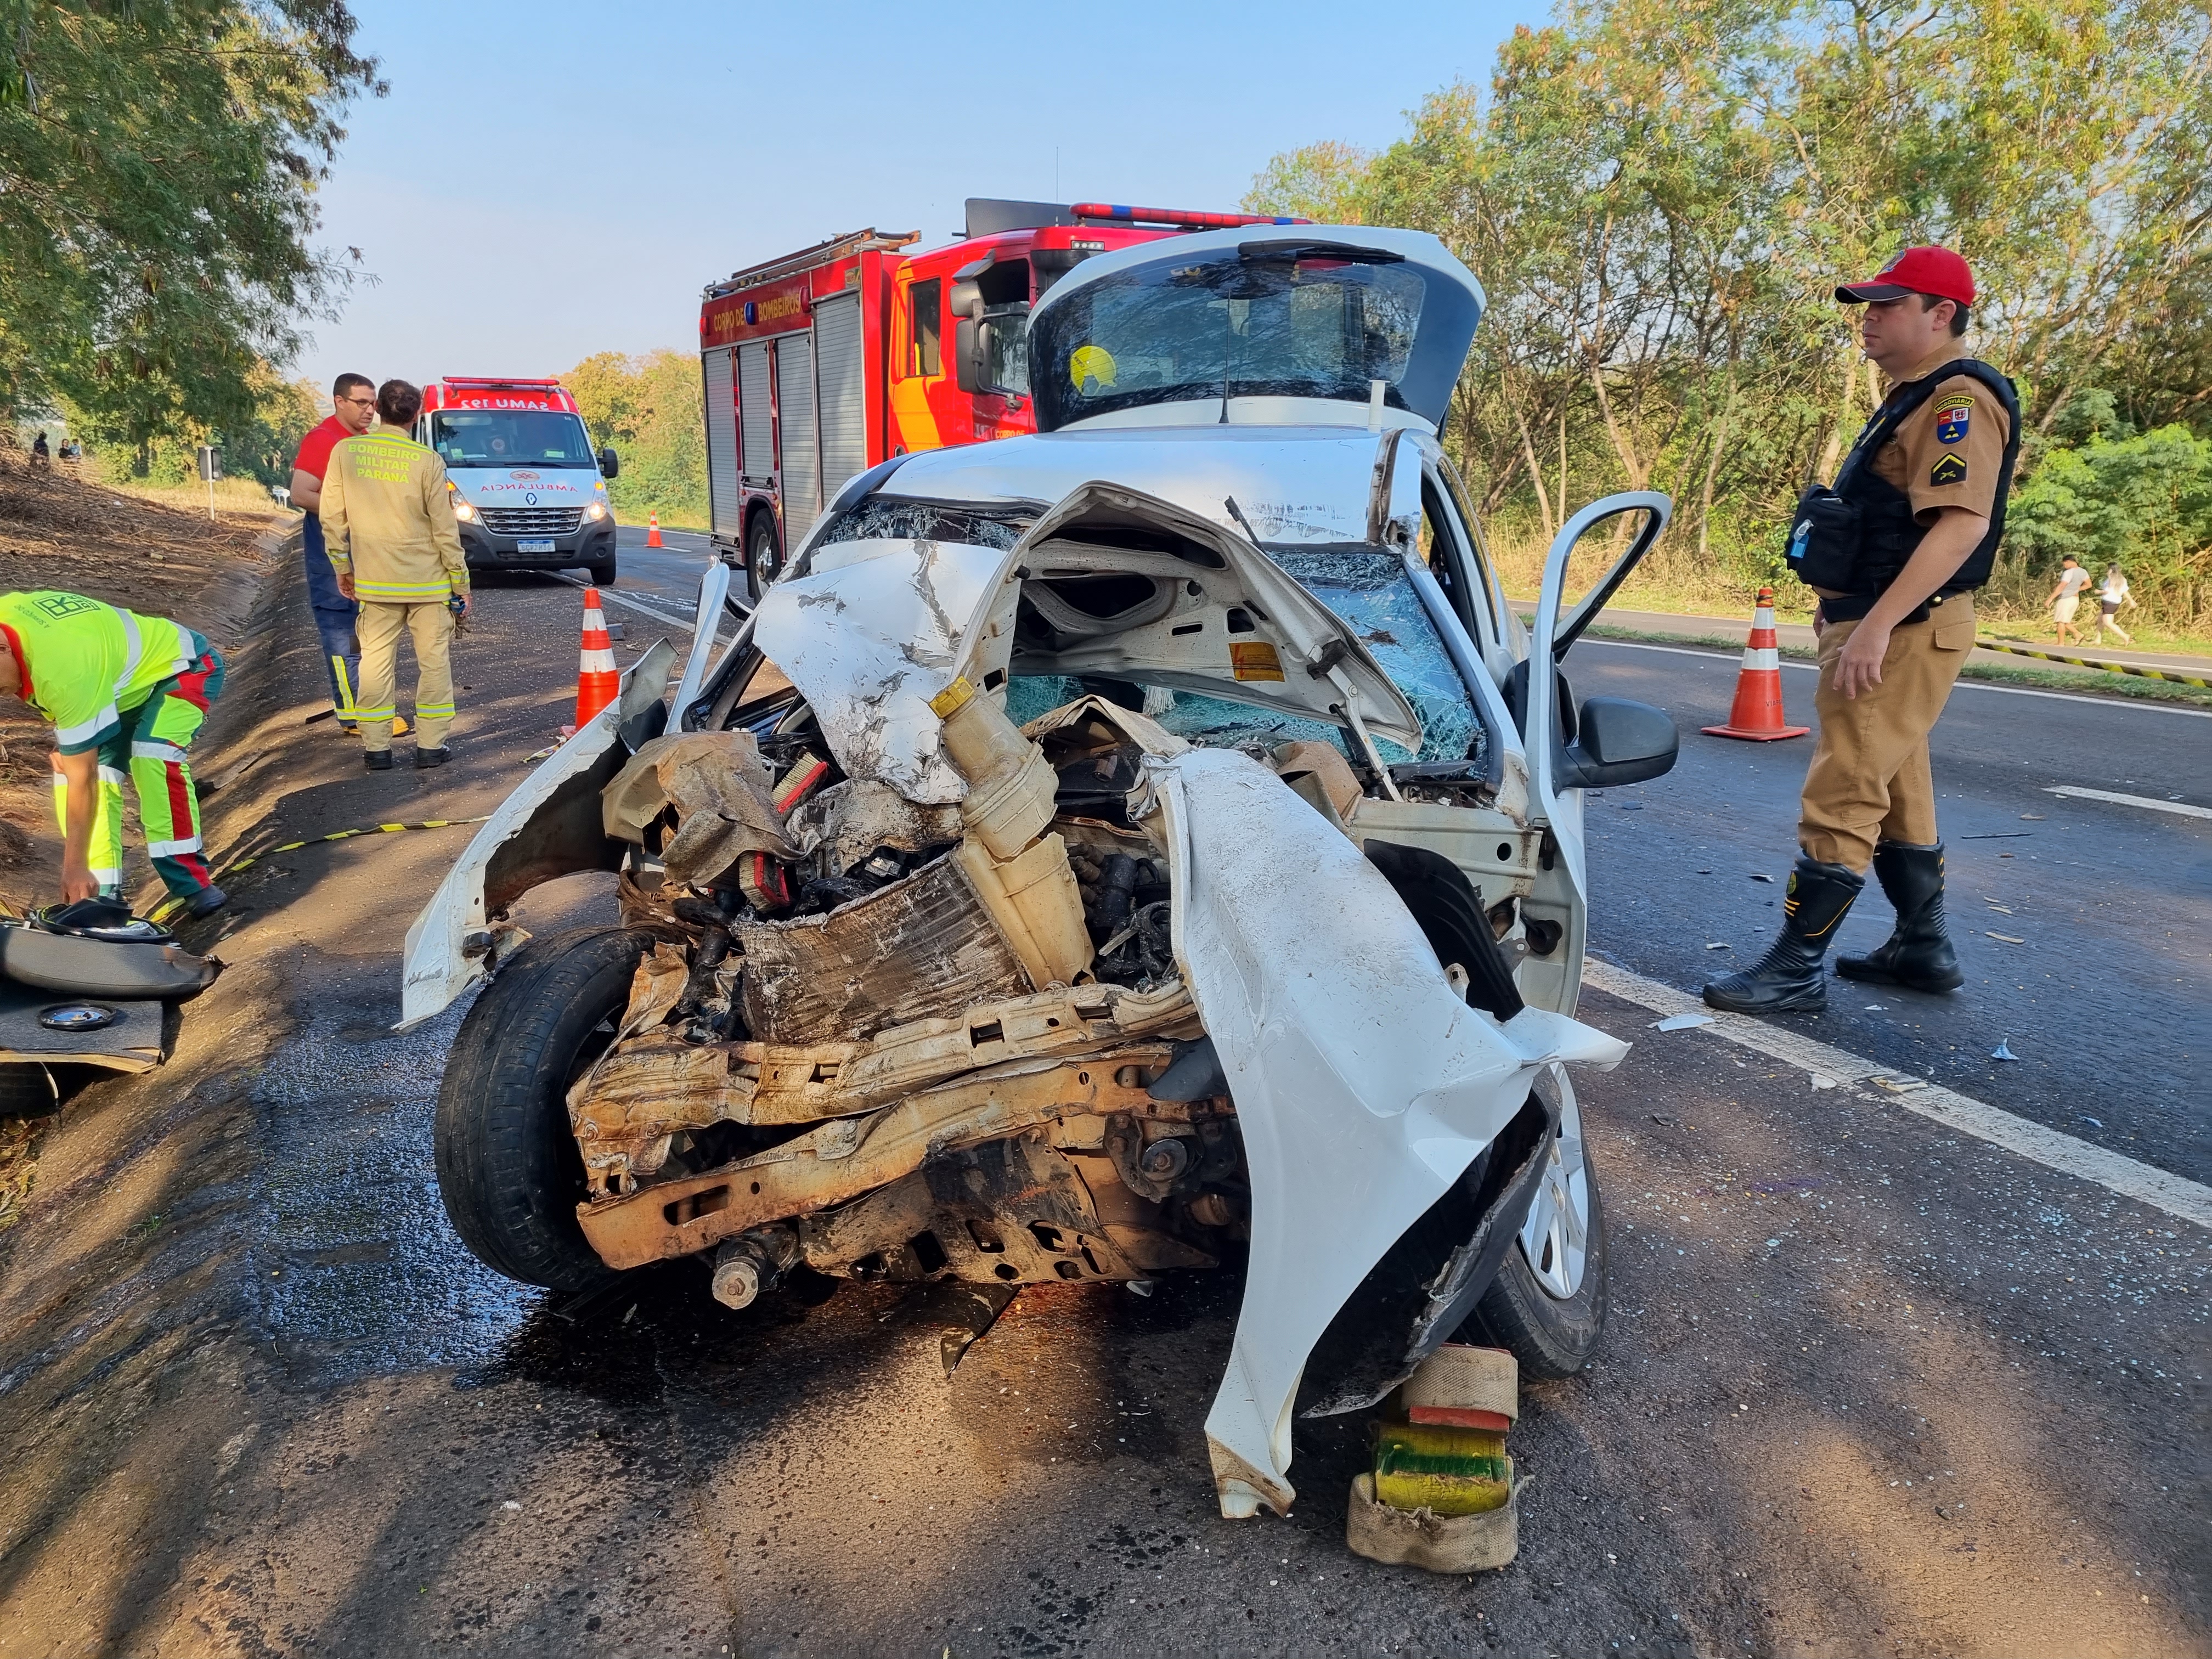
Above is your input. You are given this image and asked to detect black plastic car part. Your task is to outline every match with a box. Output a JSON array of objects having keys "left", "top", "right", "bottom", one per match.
[{"left": 0, "top": 911, "right": 216, "bottom": 1000}]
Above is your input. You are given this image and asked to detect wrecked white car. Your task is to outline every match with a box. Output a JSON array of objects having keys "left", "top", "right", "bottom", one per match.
[{"left": 404, "top": 226, "right": 1681, "bottom": 1520}]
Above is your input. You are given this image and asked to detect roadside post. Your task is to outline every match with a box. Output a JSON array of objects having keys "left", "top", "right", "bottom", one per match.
[{"left": 196, "top": 444, "right": 222, "bottom": 521}]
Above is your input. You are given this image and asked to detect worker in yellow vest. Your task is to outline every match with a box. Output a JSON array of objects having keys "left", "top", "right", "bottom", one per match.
[{"left": 319, "top": 379, "right": 472, "bottom": 771}]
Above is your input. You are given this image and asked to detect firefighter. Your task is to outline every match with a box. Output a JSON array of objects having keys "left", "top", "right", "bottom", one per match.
[
  {"left": 1706, "top": 246, "right": 2018, "bottom": 1014},
  {"left": 319, "top": 379, "right": 471, "bottom": 771},
  {"left": 0, "top": 591, "right": 228, "bottom": 916}
]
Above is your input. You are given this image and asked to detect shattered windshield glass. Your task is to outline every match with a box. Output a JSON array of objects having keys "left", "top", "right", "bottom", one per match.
[
  {"left": 1007, "top": 547, "right": 1477, "bottom": 765},
  {"left": 1030, "top": 251, "right": 1427, "bottom": 429},
  {"left": 811, "top": 496, "right": 1031, "bottom": 551}
]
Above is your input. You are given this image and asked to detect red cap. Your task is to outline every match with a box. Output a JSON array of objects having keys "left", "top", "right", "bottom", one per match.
[{"left": 1836, "top": 246, "right": 1976, "bottom": 307}]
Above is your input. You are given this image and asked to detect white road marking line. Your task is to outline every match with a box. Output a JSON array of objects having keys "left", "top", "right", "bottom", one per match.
[
  {"left": 2045, "top": 785, "right": 2212, "bottom": 821},
  {"left": 1580, "top": 639, "right": 2212, "bottom": 718},
  {"left": 541, "top": 572, "right": 696, "bottom": 630},
  {"left": 1581, "top": 956, "right": 2212, "bottom": 1231}
]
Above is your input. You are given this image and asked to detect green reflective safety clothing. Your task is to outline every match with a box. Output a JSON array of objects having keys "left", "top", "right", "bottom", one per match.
[{"left": 0, "top": 591, "right": 205, "bottom": 754}]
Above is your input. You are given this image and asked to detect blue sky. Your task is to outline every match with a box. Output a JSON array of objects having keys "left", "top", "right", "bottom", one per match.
[{"left": 298, "top": 0, "right": 1534, "bottom": 394}]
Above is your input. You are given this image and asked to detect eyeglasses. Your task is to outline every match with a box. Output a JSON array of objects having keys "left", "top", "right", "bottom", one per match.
[{"left": 337, "top": 394, "right": 376, "bottom": 408}]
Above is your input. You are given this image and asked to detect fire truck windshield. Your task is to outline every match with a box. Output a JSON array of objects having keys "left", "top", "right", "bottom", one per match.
[
  {"left": 1029, "top": 251, "right": 1431, "bottom": 429},
  {"left": 430, "top": 410, "right": 597, "bottom": 469}
]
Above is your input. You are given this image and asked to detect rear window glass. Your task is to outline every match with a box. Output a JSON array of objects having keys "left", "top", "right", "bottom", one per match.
[
  {"left": 1031, "top": 250, "right": 1426, "bottom": 430},
  {"left": 811, "top": 496, "right": 1030, "bottom": 551}
]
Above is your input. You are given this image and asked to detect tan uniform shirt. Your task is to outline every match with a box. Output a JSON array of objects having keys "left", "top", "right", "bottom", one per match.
[
  {"left": 320, "top": 429, "right": 470, "bottom": 605},
  {"left": 1867, "top": 343, "right": 2011, "bottom": 523}
]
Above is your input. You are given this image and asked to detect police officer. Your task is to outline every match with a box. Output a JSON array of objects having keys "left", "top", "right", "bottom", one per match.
[
  {"left": 319, "top": 379, "right": 471, "bottom": 771},
  {"left": 1706, "top": 246, "right": 2018, "bottom": 1014},
  {"left": 0, "top": 591, "right": 228, "bottom": 916}
]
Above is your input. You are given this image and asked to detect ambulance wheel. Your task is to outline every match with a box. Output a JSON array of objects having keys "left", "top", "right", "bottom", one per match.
[
  {"left": 587, "top": 554, "right": 618, "bottom": 586},
  {"left": 744, "top": 515, "right": 782, "bottom": 599},
  {"left": 1464, "top": 1068, "right": 1609, "bottom": 1380},
  {"left": 433, "top": 926, "right": 655, "bottom": 1293}
]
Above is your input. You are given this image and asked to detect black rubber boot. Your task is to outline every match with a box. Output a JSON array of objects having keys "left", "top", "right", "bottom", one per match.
[
  {"left": 1702, "top": 857, "right": 1864, "bottom": 1014},
  {"left": 414, "top": 746, "right": 449, "bottom": 770},
  {"left": 1836, "top": 840, "right": 1963, "bottom": 993},
  {"left": 185, "top": 883, "right": 228, "bottom": 919},
  {"left": 363, "top": 749, "right": 393, "bottom": 771}
]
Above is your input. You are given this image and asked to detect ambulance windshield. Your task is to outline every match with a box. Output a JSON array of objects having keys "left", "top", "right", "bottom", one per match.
[
  {"left": 1029, "top": 247, "right": 1464, "bottom": 431},
  {"left": 431, "top": 410, "right": 597, "bottom": 469}
]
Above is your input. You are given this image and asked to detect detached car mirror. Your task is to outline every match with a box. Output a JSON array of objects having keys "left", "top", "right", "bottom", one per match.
[
  {"left": 599, "top": 448, "right": 620, "bottom": 479},
  {"left": 1555, "top": 696, "right": 1678, "bottom": 789}
]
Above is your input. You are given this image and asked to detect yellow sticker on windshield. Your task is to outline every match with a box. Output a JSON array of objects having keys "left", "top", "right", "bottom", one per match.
[
  {"left": 1231, "top": 641, "right": 1285, "bottom": 682},
  {"left": 1070, "top": 345, "right": 1118, "bottom": 394}
]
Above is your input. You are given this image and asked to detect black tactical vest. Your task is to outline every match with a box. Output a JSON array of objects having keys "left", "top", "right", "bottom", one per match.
[{"left": 1785, "top": 358, "right": 2022, "bottom": 616}]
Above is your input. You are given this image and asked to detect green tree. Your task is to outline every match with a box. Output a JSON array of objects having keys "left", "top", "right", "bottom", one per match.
[
  {"left": 0, "top": 0, "right": 381, "bottom": 462},
  {"left": 566, "top": 351, "right": 708, "bottom": 528}
]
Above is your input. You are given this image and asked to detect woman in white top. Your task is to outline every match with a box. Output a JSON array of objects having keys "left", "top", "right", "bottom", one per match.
[{"left": 2096, "top": 565, "right": 2135, "bottom": 645}]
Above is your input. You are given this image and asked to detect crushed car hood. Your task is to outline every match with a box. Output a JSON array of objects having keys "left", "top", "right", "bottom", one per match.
[{"left": 752, "top": 480, "right": 1421, "bottom": 805}]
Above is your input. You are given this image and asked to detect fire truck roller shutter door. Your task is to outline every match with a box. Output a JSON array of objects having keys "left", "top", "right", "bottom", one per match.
[
  {"left": 814, "top": 293, "right": 867, "bottom": 504},
  {"left": 777, "top": 332, "right": 819, "bottom": 537},
  {"left": 702, "top": 348, "right": 740, "bottom": 535},
  {"left": 738, "top": 343, "right": 774, "bottom": 487}
]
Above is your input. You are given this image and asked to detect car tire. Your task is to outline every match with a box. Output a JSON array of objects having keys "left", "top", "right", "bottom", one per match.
[
  {"left": 744, "top": 514, "right": 781, "bottom": 600},
  {"left": 433, "top": 925, "right": 658, "bottom": 1292},
  {"left": 587, "top": 553, "right": 619, "bottom": 586},
  {"left": 1465, "top": 1123, "right": 1609, "bottom": 1381}
]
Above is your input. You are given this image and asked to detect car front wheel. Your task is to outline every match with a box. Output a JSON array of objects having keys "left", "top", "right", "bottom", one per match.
[
  {"left": 433, "top": 926, "right": 658, "bottom": 1292},
  {"left": 1468, "top": 1064, "right": 1609, "bottom": 1379}
]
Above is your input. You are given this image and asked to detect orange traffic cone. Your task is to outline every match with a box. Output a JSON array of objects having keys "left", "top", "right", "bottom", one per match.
[
  {"left": 1701, "top": 587, "right": 1809, "bottom": 741},
  {"left": 575, "top": 587, "right": 620, "bottom": 726},
  {"left": 645, "top": 512, "right": 663, "bottom": 549}
]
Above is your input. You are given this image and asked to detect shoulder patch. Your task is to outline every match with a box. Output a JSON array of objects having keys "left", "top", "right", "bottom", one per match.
[
  {"left": 1933, "top": 393, "right": 1972, "bottom": 447},
  {"left": 1930, "top": 453, "right": 1968, "bottom": 487}
]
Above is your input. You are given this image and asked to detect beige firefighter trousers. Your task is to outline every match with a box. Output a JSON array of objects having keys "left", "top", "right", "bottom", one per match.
[{"left": 355, "top": 601, "right": 456, "bottom": 752}]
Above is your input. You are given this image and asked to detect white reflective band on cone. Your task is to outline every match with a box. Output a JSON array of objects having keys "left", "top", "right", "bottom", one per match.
[
  {"left": 579, "top": 649, "right": 618, "bottom": 673},
  {"left": 1739, "top": 647, "right": 1780, "bottom": 670}
]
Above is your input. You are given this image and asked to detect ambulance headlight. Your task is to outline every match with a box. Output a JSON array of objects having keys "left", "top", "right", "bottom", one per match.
[
  {"left": 450, "top": 496, "right": 478, "bottom": 522},
  {"left": 584, "top": 501, "right": 607, "bottom": 521}
]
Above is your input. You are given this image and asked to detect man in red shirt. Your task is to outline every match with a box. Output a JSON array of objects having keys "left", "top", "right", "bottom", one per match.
[{"left": 289, "top": 374, "right": 389, "bottom": 732}]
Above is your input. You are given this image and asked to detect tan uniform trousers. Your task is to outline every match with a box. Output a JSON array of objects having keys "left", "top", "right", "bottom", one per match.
[
  {"left": 356, "top": 601, "right": 456, "bottom": 753},
  {"left": 1799, "top": 594, "right": 1975, "bottom": 872}
]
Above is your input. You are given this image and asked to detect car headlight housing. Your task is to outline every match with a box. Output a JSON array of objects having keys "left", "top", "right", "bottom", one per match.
[
  {"left": 448, "top": 489, "right": 479, "bottom": 523},
  {"left": 585, "top": 500, "right": 607, "bottom": 522}
]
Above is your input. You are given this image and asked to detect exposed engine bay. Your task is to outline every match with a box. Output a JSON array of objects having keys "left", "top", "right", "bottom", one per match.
[{"left": 421, "top": 473, "right": 1632, "bottom": 1521}]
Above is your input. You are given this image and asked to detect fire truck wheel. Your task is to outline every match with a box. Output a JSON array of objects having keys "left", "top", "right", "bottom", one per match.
[
  {"left": 433, "top": 926, "right": 659, "bottom": 1292},
  {"left": 744, "top": 515, "right": 781, "bottom": 599}
]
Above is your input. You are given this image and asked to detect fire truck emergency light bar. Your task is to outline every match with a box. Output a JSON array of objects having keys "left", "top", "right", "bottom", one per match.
[
  {"left": 1070, "top": 204, "right": 1311, "bottom": 229},
  {"left": 438, "top": 377, "right": 566, "bottom": 387}
]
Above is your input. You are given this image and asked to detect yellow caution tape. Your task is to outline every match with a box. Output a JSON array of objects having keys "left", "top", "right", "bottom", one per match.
[
  {"left": 1977, "top": 639, "right": 2209, "bottom": 688},
  {"left": 150, "top": 815, "right": 492, "bottom": 923}
]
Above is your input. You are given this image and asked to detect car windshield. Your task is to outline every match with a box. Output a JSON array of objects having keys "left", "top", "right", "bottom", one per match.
[
  {"left": 1006, "top": 546, "right": 1479, "bottom": 765},
  {"left": 431, "top": 410, "right": 596, "bottom": 468},
  {"left": 1030, "top": 250, "right": 1429, "bottom": 428}
]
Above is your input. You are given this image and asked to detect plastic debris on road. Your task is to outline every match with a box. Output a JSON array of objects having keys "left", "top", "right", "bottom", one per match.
[
  {"left": 1992, "top": 1041, "right": 2019, "bottom": 1062},
  {"left": 1749, "top": 872, "right": 1774, "bottom": 883},
  {"left": 1653, "top": 1012, "right": 1717, "bottom": 1031},
  {"left": 1987, "top": 932, "right": 2026, "bottom": 944}
]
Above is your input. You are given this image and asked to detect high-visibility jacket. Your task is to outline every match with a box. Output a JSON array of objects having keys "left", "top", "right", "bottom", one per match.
[
  {"left": 0, "top": 591, "right": 208, "bottom": 754},
  {"left": 320, "top": 429, "right": 470, "bottom": 605}
]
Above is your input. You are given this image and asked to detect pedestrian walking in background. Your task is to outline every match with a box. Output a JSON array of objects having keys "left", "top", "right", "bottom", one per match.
[
  {"left": 1707, "top": 246, "right": 2018, "bottom": 1015},
  {"left": 2049, "top": 554, "right": 2091, "bottom": 645},
  {"left": 318, "top": 379, "right": 470, "bottom": 771},
  {"left": 0, "top": 591, "right": 228, "bottom": 916},
  {"left": 287, "top": 373, "right": 398, "bottom": 736},
  {"left": 2095, "top": 563, "right": 2135, "bottom": 645}
]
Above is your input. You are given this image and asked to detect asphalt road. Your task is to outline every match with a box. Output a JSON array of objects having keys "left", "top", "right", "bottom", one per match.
[{"left": 0, "top": 538, "right": 2200, "bottom": 1657}]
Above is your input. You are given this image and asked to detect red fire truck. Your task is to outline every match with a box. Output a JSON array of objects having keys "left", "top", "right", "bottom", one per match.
[{"left": 698, "top": 198, "right": 1305, "bottom": 595}]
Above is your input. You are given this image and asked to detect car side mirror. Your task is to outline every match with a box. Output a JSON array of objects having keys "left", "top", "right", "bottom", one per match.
[
  {"left": 955, "top": 316, "right": 982, "bottom": 394},
  {"left": 1556, "top": 696, "right": 1678, "bottom": 789},
  {"left": 599, "top": 448, "right": 620, "bottom": 479}
]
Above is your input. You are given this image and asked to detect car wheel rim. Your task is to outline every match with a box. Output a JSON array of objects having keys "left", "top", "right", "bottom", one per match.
[{"left": 1516, "top": 1064, "right": 1589, "bottom": 1301}]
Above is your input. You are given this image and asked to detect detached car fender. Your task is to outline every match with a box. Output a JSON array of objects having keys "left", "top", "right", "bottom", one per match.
[
  {"left": 1149, "top": 749, "right": 1627, "bottom": 1519},
  {"left": 396, "top": 640, "right": 677, "bottom": 1030}
]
